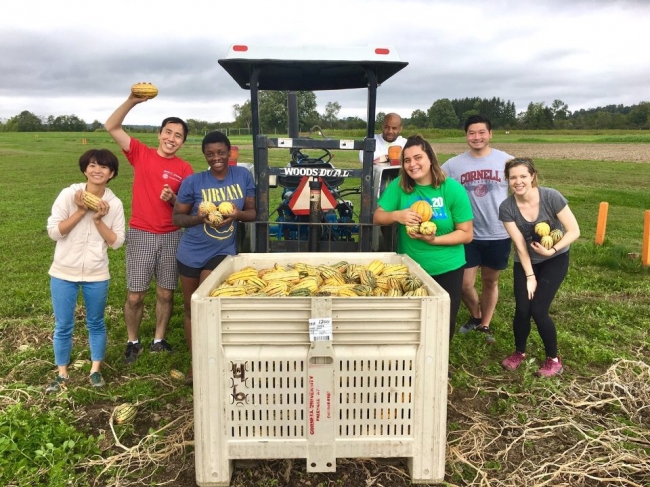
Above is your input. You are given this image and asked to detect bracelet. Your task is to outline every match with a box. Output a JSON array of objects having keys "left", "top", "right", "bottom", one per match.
[
  {"left": 525, "top": 273, "right": 535, "bottom": 278},
  {"left": 551, "top": 247, "right": 558, "bottom": 253}
]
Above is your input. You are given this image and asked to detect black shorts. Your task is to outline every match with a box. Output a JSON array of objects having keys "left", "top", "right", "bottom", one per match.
[
  {"left": 464, "top": 238, "right": 512, "bottom": 270},
  {"left": 177, "top": 255, "right": 228, "bottom": 279}
]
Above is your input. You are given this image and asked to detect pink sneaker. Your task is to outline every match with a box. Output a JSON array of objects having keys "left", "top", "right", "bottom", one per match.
[
  {"left": 536, "top": 357, "right": 563, "bottom": 377},
  {"left": 501, "top": 351, "right": 526, "bottom": 371}
]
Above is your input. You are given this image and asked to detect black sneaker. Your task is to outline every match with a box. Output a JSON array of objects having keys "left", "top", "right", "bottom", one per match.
[
  {"left": 123, "top": 342, "right": 143, "bottom": 364},
  {"left": 477, "top": 325, "right": 496, "bottom": 344},
  {"left": 150, "top": 339, "right": 174, "bottom": 353},
  {"left": 459, "top": 316, "right": 481, "bottom": 334}
]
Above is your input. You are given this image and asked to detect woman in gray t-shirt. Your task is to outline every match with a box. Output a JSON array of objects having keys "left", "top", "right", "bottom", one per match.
[{"left": 498, "top": 158, "right": 580, "bottom": 378}]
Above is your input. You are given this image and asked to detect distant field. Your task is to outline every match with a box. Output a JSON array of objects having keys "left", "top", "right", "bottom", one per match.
[
  {"left": 5, "top": 128, "right": 650, "bottom": 148},
  {"left": 318, "top": 128, "right": 650, "bottom": 144}
]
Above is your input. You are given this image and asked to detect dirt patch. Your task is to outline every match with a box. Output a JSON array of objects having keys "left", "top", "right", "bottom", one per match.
[
  {"left": 433, "top": 143, "right": 650, "bottom": 163},
  {"left": 235, "top": 142, "right": 650, "bottom": 163}
]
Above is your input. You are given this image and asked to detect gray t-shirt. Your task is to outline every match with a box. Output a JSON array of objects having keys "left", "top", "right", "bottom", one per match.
[
  {"left": 441, "top": 148, "right": 512, "bottom": 239},
  {"left": 498, "top": 186, "right": 569, "bottom": 264}
]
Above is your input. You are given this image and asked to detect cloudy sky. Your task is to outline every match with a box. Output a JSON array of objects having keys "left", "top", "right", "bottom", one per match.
[{"left": 2, "top": 0, "right": 649, "bottom": 126}]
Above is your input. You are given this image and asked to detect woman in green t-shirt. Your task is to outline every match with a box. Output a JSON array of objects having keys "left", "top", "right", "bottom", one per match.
[{"left": 374, "top": 135, "right": 474, "bottom": 342}]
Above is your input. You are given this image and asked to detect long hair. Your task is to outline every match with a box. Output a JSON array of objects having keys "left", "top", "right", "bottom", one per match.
[
  {"left": 399, "top": 135, "right": 446, "bottom": 193},
  {"left": 504, "top": 157, "right": 539, "bottom": 188}
]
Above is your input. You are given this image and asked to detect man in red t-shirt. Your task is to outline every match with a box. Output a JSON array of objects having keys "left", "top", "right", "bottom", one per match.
[{"left": 105, "top": 94, "right": 193, "bottom": 364}]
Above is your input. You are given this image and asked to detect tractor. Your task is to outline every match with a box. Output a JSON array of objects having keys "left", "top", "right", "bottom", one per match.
[{"left": 217, "top": 44, "right": 408, "bottom": 253}]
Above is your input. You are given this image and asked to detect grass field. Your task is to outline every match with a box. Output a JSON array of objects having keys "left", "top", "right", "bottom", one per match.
[{"left": 0, "top": 131, "right": 649, "bottom": 486}]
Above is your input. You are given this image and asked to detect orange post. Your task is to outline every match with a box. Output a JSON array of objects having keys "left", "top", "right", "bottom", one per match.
[
  {"left": 642, "top": 210, "right": 650, "bottom": 267},
  {"left": 595, "top": 202, "right": 609, "bottom": 245}
]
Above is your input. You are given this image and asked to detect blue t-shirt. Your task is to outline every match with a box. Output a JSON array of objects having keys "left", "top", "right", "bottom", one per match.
[{"left": 176, "top": 166, "right": 255, "bottom": 268}]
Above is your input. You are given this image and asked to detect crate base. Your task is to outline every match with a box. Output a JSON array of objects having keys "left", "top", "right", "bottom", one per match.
[{"left": 196, "top": 456, "right": 444, "bottom": 487}]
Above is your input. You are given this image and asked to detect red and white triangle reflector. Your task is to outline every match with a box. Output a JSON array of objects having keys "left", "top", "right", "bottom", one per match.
[{"left": 288, "top": 177, "right": 338, "bottom": 216}]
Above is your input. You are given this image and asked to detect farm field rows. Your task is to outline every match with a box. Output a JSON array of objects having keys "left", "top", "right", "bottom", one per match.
[{"left": 0, "top": 132, "right": 649, "bottom": 487}]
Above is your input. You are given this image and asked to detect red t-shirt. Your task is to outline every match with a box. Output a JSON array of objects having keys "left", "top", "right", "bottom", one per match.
[{"left": 123, "top": 138, "right": 193, "bottom": 234}]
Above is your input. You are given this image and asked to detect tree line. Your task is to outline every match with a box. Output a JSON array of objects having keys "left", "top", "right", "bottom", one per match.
[{"left": 2, "top": 95, "right": 649, "bottom": 134}]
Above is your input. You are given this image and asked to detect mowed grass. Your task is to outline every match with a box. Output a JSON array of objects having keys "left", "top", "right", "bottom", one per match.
[{"left": 0, "top": 131, "right": 649, "bottom": 486}]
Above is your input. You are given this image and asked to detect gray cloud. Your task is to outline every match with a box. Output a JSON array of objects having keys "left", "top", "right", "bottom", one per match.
[{"left": 1, "top": 0, "right": 649, "bottom": 124}]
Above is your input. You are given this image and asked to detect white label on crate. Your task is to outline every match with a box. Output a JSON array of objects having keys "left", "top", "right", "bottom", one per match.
[
  {"left": 278, "top": 138, "right": 293, "bottom": 148},
  {"left": 339, "top": 139, "right": 354, "bottom": 149},
  {"left": 309, "top": 317, "right": 332, "bottom": 341}
]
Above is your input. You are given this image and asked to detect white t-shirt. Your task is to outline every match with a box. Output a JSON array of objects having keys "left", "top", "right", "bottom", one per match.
[{"left": 359, "top": 134, "right": 407, "bottom": 163}]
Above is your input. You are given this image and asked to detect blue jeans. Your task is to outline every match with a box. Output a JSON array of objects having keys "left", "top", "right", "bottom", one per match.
[{"left": 50, "top": 277, "right": 109, "bottom": 365}]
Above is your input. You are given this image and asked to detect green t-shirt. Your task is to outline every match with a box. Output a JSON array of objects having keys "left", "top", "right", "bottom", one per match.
[{"left": 378, "top": 176, "right": 473, "bottom": 276}]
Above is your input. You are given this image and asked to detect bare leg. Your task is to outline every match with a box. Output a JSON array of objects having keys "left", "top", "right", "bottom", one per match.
[
  {"left": 124, "top": 290, "right": 147, "bottom": 341},
  {"left": 154, "top": 286, "right": 175, "bottom": 340},
  {"left": 179, "top": 275, "right": 200, "bottom": 352},
  {"left": 478, "top": 266, "right": 501, "bottom": 328},
  {"left": 90, "top": 360, "right": 102, "bottom": 374},
  {"left": 461, "top": 266, "right": 481, "bottom": 319},
  {"left": 182, "top": 269, "right": 213, "bottom": 381}
]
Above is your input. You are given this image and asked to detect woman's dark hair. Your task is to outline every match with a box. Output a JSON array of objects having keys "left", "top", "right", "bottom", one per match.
[
  {"left": 202, "top": 131, "right": 231, "bottom": 153},
  {"left": 160, "top": 117, "right": 189, "bottom": 142},
  {"left": 79, "top": 149, "right": 119, "bottom": 181},
  {"left": 399, "top": 135, "right": 446, "bottom": 192},
  {"left": 504, "top": 157, "right": 539, "bottom": 187}
]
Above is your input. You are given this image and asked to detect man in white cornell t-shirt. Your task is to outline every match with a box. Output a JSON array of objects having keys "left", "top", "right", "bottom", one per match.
[
  {"left": 441, "top": 115, "right": 513, "bottom": 344},
  {"left": 359, "top": 112, "right": 407, "bottom": 164}
]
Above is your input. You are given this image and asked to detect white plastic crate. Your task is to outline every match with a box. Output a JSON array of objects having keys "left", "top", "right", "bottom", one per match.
[{"left": 191, "top": 252, "right": 450, "bottom": 486}]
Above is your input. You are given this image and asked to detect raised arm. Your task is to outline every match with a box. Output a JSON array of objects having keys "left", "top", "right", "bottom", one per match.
[{"left": 104, "top": 94, "right": 149, "bottom": 152}]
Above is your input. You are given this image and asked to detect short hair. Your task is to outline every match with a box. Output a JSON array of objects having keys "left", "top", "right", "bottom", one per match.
[
  {"left": 160, "top": 117, "right": 189, "bottom": 142},
  {"left": 383, "top": 112, "right": 402, "bottom": 125},
  {"left": 202, "top": 131, "right": 231, "bottom": 153},
  {"left": 504, "top": 157, "right": 539, "bottom": 187},
  {"left": 464, "top": 114, "right": 492, "bottom": 132},
  {"left": 399, "top": 135, "right": 446, "bottom": 192},
  {"left": 78, "top": 149, "right": 119, "bottom": 181}
]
